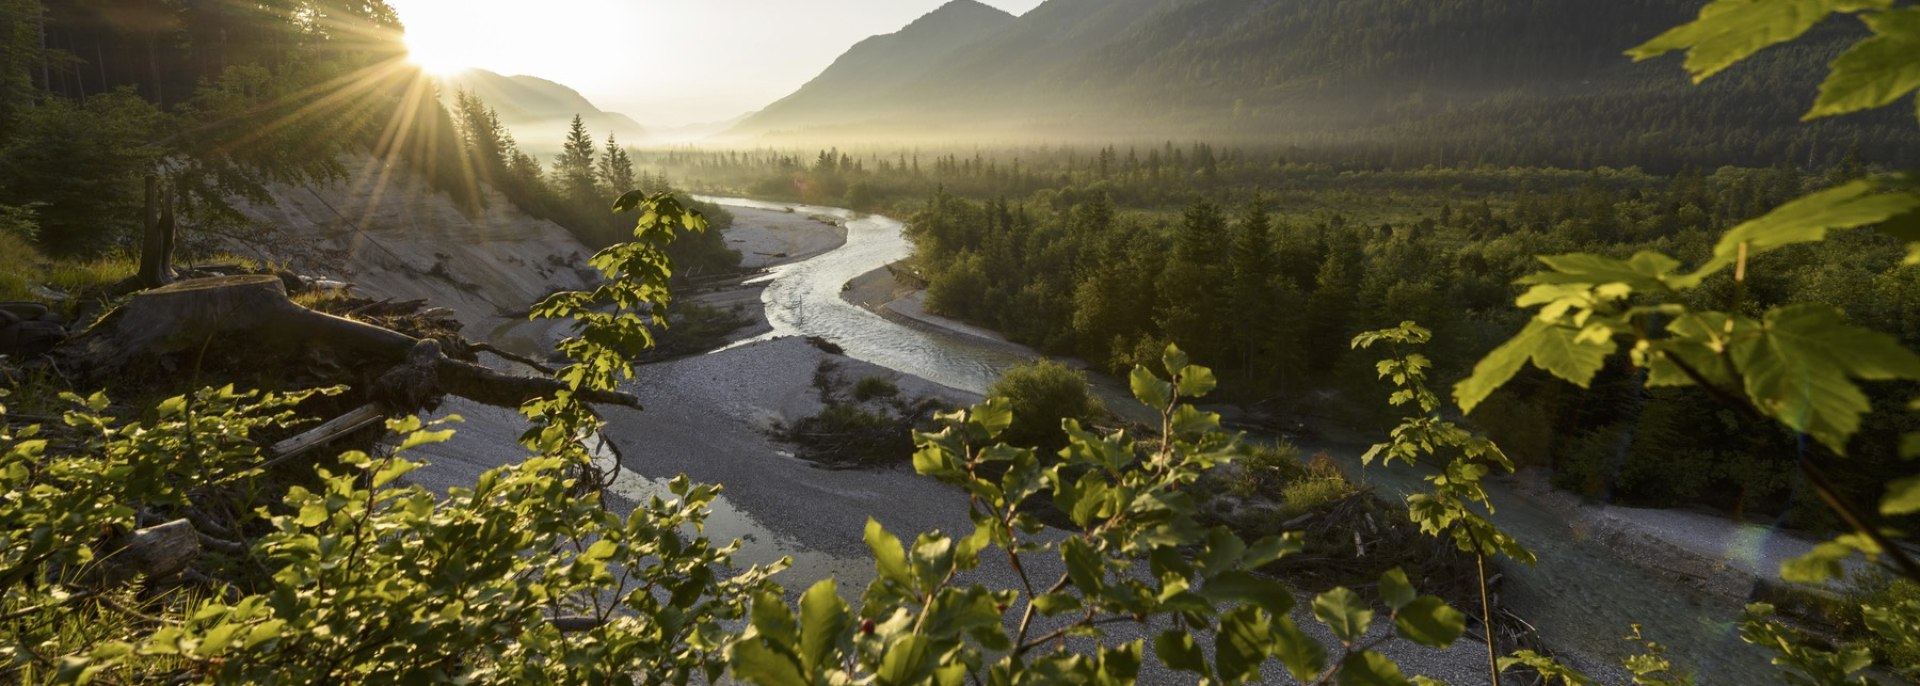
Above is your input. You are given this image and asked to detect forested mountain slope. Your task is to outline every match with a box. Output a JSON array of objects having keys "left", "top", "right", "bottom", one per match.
[
  {"left": 732, "top": 0, "right": 1918, "bottom": 169},
  {"left": 733, "top": 0, "right": 1014, "bottom": 135}
]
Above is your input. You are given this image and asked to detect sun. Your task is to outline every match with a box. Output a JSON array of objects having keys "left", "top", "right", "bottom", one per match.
[{"left": 403, "top": 30, "right": 478, "bottom": 76}]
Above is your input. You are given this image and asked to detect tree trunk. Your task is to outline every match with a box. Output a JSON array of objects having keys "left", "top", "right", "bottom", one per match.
[
  {"left": 56, "top": 275, "right": 641, "bottom": 411},
  {"left": 136, "top": 176, "right": 176, "bottom": 290}
]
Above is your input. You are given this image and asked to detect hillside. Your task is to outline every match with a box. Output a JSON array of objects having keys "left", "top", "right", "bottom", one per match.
[
  {"left": 437, "top": 69, "right": 647, "bottom": 154},
  {"left": 732, "top": 0, "right": 1015, "bottom": 136},
  {"left": 728, "top": 0, "right": 1919, "bottom": 169},
  {"left": 228, "top": 157, "right": 596, "bottom": 354}
]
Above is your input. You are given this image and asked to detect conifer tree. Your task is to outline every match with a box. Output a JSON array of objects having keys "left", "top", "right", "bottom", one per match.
[
  {"left": 554, "top": 114, "right": 599, "bottom": 203},
  {"left": 597, "top": 132, "right": 635, "bottom": 194}
]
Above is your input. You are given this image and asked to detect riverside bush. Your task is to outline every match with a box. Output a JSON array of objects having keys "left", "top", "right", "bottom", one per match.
[{"left": 986, "top": 358, "right": 1104, "bottom": 451}]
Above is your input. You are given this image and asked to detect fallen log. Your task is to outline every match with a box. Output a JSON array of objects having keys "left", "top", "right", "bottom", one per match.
[{"left": 55, "top": 275, "right": 640, "bottom": 411}]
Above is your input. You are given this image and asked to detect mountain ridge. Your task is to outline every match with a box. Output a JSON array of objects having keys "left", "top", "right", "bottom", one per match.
[
  {"left": 723, "top": 0, "right": 1918, "bottom": 168},
  {"left": 729, "top": 0, "right": 1017, "bottom": 135},
  {"left": 436, "top": 68, "right": 647, "bottom": 154}
]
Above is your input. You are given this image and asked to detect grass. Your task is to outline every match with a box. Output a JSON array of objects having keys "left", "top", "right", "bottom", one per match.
[
  {"left": 1279, "top": 452, "right": 1358, "bottom": 517},
  {"left": 0, "top": 232, "right": 45, "bottom": 302},
  {"left": 0, "top": 235, "right": 138, "bottom": 304},
  {"left": 852, "top": 376, "right": 899, "bottom": 402}
]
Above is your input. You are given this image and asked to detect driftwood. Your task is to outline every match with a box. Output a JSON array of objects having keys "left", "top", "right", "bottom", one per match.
[
  {"left": 56, "top": 275, "right": 640, "bottom": 411},
  {"left": 265, "top": 403, "right": 389, "bottom": 467},
  {"left": 97, "top": 519, "right": 200, "bottom": 585}
]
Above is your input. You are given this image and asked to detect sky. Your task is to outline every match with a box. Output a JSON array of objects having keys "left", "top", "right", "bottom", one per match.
[{"left": 385, "top": 0, "right": 1045, "bottom": 128}]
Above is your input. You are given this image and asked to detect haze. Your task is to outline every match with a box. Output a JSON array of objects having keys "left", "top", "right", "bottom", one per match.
[{"left": 384, "top": 0, "right": 1044, "bottom": 127}]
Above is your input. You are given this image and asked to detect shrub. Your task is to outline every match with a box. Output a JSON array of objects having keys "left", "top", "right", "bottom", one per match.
[
  {"left": 1227, "top": 441, "right": 1304, "bottom": 498},
  {"left": 851, "top": 375, "right": 899, "bottom": 402},
  {"left": 986, "top": 358, "right": 1104, "bottom": 451},
  {"left": 1280, "top": 452, "right": 1357, "bottom": 516}
]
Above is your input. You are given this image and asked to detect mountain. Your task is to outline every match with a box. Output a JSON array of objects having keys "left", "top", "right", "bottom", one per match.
[
  {"left": 730, "top": 0, "right": 1015, "bottom": 136},
  {"left": 436, "top": 69, "right": 646, "bottom": 154},
  {"left": 727, "top": 0, "right": 1919, "bottom": 169}
]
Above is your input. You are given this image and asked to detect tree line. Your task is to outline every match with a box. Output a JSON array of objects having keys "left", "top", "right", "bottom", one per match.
[{"left": 895, "top": 160, "right": 1917, "bottom": 528}]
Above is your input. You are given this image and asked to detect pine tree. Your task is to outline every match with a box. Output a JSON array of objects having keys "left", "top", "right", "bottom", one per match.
[
  {"left": 554, "top": 114, "right": 599, "bottom": 203},
  {"left": 1227, "top": 199, "right": 1275, "bottom": 378},
  {"left": 597, "top": 133, "right": 636, "bottom": 194}
]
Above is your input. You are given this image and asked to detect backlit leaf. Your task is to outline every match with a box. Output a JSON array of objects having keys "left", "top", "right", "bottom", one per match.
[
  {"left": 1732, "top": 304, "right": 1920, "bottom": 453},
  {"left": 1627, "top": 0, "right": 1889, "bottom": 82},
  {"left": 1808, "top": 8, "right": 1920, "bottom": 119}
]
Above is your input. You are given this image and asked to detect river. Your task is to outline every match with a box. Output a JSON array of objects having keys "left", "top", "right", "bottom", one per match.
[{"left": 654, "top": 197, "right": 1785, "bottom": 683}]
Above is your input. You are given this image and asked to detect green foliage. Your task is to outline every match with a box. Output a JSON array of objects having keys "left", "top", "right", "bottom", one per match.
[
  {"left": 1740, "top": 604, "right": 1876, "bottom": 686},
  {"left": 0, "top": 227, "right": 41, "bottom": 302},
  {"left": 1280, "top": 475, "right": 1356, "bottom": 518},
  {"left": 733, "top": 346, "right": 1469, "bottom": 685},
  {"left": 985, "top": 358, "right": 1105, "bottom": 452},
  {"left": 1224, "top": 441, "right": 1305, "bottom": 499},
  {"left": 1355, "top": 322, "right": 1533, "bottom": 564},
  {"left": 0, "top": 191, "right": 782, "bottom": 684},
  {"left": 0, "top": 92, "right": 162, "bottom": 257}
]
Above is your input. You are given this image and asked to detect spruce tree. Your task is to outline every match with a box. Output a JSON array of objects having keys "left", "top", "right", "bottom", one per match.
[
  {"left": 597, "top": 133, "right": 635, "bottom": 194},
  {"left": 554, "top": 114, "right": 598, "bottom": 203}
]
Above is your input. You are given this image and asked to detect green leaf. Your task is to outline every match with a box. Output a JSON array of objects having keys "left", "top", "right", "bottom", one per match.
[
  {"left": 1176, "top": 364, "right": 1218, "bottom": 399},
  {"left": 1199, "top": 570, "right": 1296, "bottom": 618},
  {"left": 1520, "top": 251, "right": 1690, "bottom": 292},
  {"left": 1161, "top": 344, "right": 1191, "bottom": 377},
  {"left": 1377, "top": 568, "right": 1416, "bottom": 611},
  {"left": 1626, "top": 0, "right": 1889, "bottom": 82},
  {"left": 193, "top": 623, "right": 242, "bottom": 657},
  {"left": 1808, "top": 8, "right": 1920, "bottom": 119},
  {"left": 1392, "top": 597, "right": 1466, "bottom": 648},
  {"left": 156, "top": 396, "right": 187, "bottom": 417},
  {"left": 731, "top": 640, "right": 807, "bottom": 686},
  {"left": 1338, "top": 651, "right": 1412, "bottom": 686},
  {"left": 1270, "top": 617, "right": 1326, "bottom": 684},
  {"left": 1695, "top": 179, "right": 1920, "bottom": 279},
  {"left": 397, "top": 429, "right": 456, "bottom": 452},
  {"left": 612, "top": 190, "right": 648, "bottom": 213},
  {"left": 1214, "top": 607, "right": 1269, "bottom": 684},
  {"left": 1031, "top": 592, "right": 1083, "bottom": 616},
  {"left": 1733, "top": 304, "right": 1920, "bottom": 453},
  {"left": 1311, "top": 587, "right": 1374, "bottom": 644},
  {"left": 876, "top": 634, "right": 934, "bottom": 686},
  {"left": 1169, "top": 405, "right": 1220, "bottom": 437},
  {"left": 1882, "top": 475, "right": 1920, "bottom": 515},
  {"left": 1130, "top": 366, "right": 1171, "bottom": 409},
  {"left": 1455, "top": 319, "right": 1615, "bottom": 413},
  {"left": 798, "top": 579, "right": 850, "bottom": 674},
  {"left": 749, "top": 589, "right": 797, "bottom": 647},
  {"left": 865, "top": 518, "right": 910, "bottom": 586},
  {"left": 972, "top": 398, "right": 1013, "bottom": 439},
  {"left": 1500, "top": 650, "right": 1597, "bottom": 686},
  {"left": 1154, "top": 630, "right": 1210, "bottom": 677},
  {"left": 1781, "top": 541, "right": 1856, "bottom": 583}
]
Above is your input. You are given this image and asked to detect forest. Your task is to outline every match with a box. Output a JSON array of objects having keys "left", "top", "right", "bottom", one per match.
[
  {"left": 3, "top": 0, "right": 1920, "bottom": 684},
  {"left": 650, "top": 144, "right": 1909, "bottom": 527}
]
